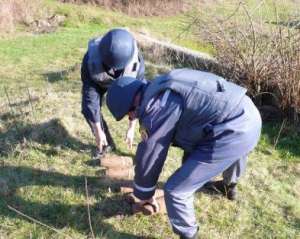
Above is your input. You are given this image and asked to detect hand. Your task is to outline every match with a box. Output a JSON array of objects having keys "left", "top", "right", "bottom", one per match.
[
  {"left": 96, "top": 129, "right": 108, "bottom": 153},
  {"left": 125, "top": 126, "right": 135, "bottom": 149},
  {"left": 135, "top": 197, "right": 160, "bottom": 213},
  {"left": 125, "top": 119, "right": 137, "bottom": 149}
]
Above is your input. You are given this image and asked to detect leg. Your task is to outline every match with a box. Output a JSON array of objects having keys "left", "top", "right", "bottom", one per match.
[
  {"left": 100, "top": 112, "right": 116, "bottom": 151},
  {"left": 223, "top": 155, "right": 247, "bottom": 185},
  {"left": 99, "top": 93, "right": 116, "bottom": 151},
  {"left": 164, "top": 151, "right": 237, "bottom": 238},
  {"left": 203, "top": 155, "right": 248, "bottom": 200}
]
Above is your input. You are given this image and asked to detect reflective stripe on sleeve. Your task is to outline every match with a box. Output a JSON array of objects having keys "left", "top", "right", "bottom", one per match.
[{"left": 133, "top": 182, "right": 156, "bottom": 192}]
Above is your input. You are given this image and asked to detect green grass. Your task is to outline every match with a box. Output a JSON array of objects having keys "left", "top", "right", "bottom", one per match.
[{"left": 0, "top": 0, "right": 299, "bottom": 238}]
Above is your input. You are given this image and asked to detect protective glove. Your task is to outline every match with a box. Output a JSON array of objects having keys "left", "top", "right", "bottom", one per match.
[
  {"left": 96, "top": 128, "right": 108, "bottom": 153},
  {"left": 125, "top": 126, "right": 135, "bottom": 149},
  {"left": 132, "top": 197, "right": 160, "bottom": 215},
  {"left": 125, "top": 119, "right": 137, "bottom": 149}
]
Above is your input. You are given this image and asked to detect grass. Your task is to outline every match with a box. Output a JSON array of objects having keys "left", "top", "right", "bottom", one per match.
[{"left": 0, "top": 0, "right": 299, "bottom": 238}]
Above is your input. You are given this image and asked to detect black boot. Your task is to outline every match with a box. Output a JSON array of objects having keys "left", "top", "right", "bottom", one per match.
[
  {"left": 92, "top": 148, "right": 104, "bottom": 161},
  {"left": 180, "top": 233, "right": 198, "bottom": 239},
  {"left": 179, "top": 227, "right": 199, "bottom": 239},
  {"left": 203, "top": 180, "right": 237, "bottom": 200},
  {"left": 226, "top": 183, "right": 237, "bottom": 200},
  {"left": 92, "top": 144, "right": 115, "bottom": 161}
]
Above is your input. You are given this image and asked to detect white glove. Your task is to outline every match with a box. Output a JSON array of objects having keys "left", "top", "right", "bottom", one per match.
[
  {"left": 125, "top": 126, "right": 135, "bottom": 149},
  {"left": 125, "top": 119, "right": 137, "bottom": 149},
  {"left": 96, "top": 129, "right": 108, "bottom": 153},
  {"left": 90, "top": 121, "right": 108, "bottom": 153}
]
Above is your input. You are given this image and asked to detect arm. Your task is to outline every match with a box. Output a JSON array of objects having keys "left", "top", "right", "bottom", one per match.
[
  {"left": 123, "top": 51, "right": 145, "bottom": 149},
  {"left": 81, "top": 53, "right": 107, "bottom": 152},
  {"left": 90, "top": 122, "right": 107, "bottom": 153},
  {"left": 133, "top": 91, "right": 183, "bottom": 200}
]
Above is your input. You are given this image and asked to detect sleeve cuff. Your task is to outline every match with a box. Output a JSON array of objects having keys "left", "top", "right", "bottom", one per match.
[{"left": 133, "top": 182, "right": 156, "bottom": 200}]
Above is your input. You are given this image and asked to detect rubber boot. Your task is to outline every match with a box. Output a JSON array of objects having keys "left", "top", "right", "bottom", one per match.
[
  {"left": 204, "top": 180, "right": 237, "bottom": 200},
  {"left": 179, "top": 229, "right": 199, "bottom": 239}
]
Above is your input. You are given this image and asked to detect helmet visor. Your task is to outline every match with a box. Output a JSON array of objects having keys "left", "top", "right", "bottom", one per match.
[{"left": 103, "top": 62, "right": 124, "bottom": 78}]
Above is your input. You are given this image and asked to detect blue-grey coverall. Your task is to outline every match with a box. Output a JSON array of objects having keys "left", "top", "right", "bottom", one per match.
[
  {"left": 81, "top": 52, "right": 145, "bottom": 146},
  {"left": 133, "top": 90, "right": 261, "bottom": 238}
]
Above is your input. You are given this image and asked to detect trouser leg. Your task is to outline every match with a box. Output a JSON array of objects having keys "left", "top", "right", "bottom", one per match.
[
  {"left": 164, "top": 151, "right": 237, "bottom": 238},
  {"left": 222, "top": 155, "right": 247, "bottom": 185},
  {"left": 100, "top": 112, "right": 116, "bottom": 149}
]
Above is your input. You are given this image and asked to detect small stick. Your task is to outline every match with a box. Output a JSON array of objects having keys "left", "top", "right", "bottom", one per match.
[
  {"left": 26, "top": 87, "right": 37, "bottom": 123},
  {"left": 4, "top": 87, "right": 20, "bottom": 133},
  {"left": 85, "top": 177, "right": 95, "bottom": 239},
  {"left": 274, "top": 118, "right": 287, "bottom": 149},
  {"left": 4, "top": 87, "right": 16, "bottom": 117},
  {"left": 7, "top": 205, "right": 73, "bottom": 239}
]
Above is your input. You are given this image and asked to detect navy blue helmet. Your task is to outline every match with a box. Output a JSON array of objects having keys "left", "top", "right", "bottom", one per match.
[
  {"left": 106, "top": 76, "right": 145, "bottom": 121},
  {"left": 99, "top": 29, "right": 135, "bottom": 72}
]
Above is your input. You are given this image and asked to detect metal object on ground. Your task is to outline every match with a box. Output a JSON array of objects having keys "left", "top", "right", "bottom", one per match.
[
  {"left": 131, "top": 196, "right": 166, "bottom": 215},
  {"left": 101, "top": 155, "right": 133, "bottom": 168},
  {"left": 105, "top": 167, "right": 134, "bottom": 180}
]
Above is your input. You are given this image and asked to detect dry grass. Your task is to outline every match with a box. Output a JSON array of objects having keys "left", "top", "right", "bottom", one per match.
[
  {"left": 191, "top": 1, "right": 300, "bottom": 122},
  {"left": 59, "top": 0, "right": 189, "bottom": 16},
  {"left": 0, "top": 0, "right": 48, "bottom": 33}
]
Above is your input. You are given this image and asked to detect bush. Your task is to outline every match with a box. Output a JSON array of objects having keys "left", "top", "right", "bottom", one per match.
[{"left": 191, "top": 2, "right": 300, "bottom": 122}]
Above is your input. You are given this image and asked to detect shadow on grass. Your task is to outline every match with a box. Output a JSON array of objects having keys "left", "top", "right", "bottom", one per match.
[
  {"left": 41, "top": 64, "right": 81, "bottom": 83},
  {"left": 42, "top": 64, "right": 81, "bottom": 83},
  {"left": 0, "top": 118, "right": 92, "bottom": 157},
  {"left": 9, "top": 96, "right": 40, "bottom": 108},
  {"left": 0, "top": 165, "right": 155, "bottom": 238}
]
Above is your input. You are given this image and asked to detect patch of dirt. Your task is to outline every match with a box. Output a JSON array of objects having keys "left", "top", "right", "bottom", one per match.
[{"left": 27, "top": 14, "right": 66, "bottom": 34}]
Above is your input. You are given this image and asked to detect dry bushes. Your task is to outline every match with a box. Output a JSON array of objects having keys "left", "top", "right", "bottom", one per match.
[
  {"left": 59, "top": 0, "right": 188, "bottom": 16},
  {"left": 192, "top": 3, "right": 300, "bottom": 122},
  {"left": 0, "top": 0, "right": 48, "bottom": 33}
]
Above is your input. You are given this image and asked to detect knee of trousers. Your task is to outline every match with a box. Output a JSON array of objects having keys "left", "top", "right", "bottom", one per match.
[
  {"left": 164, "top": 179, "right": 191, "bottom": 200},
  {"left": 164, "top": 179, "right": 177, "bottom": 198}
]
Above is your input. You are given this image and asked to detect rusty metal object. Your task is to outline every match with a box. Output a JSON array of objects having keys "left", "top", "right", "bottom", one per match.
[
  {"left": 105, "top": 167, "right": 134, "bottom": 180},
  {"left": 100, "top": 155, "right": 133, "bottom": 168},
  {"left": 131, "top": 196, "right": 166, "bottom": 215}
]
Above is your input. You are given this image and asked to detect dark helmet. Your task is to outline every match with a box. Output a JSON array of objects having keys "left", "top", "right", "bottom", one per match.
[
  {"left": 106, "top": 76, "right": 146, "bottom": 121},
  {"left": 99, "top": 29, "right": 135, "bottom": 71}
]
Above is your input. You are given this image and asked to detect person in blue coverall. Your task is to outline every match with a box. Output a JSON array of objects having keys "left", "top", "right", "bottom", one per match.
[
  {"left": 106, "top": 69, "right": 262, "bottom": 239},
  {"left": 81, "top": 28, "right": 145, "bottom": 158}
]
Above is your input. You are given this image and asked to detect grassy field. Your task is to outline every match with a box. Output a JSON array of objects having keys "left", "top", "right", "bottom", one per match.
[{"left": 0, "top": 0, "right": 299, "bottom": 238}]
